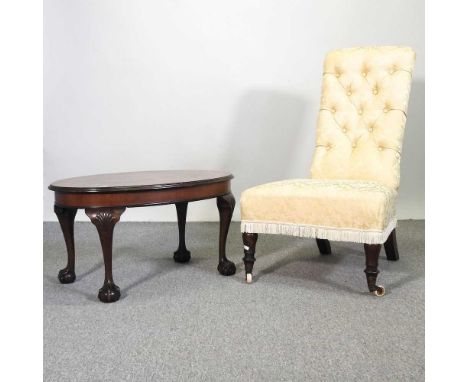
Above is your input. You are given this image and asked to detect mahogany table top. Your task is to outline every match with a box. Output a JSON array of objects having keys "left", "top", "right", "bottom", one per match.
[{"left": 49, "top": 170, "right": 233, "bottom": 193}]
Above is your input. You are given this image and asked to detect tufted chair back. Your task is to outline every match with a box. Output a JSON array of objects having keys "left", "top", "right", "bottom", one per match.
[{"left": 310, "top": 46, "right": 415, "bottom": 190}]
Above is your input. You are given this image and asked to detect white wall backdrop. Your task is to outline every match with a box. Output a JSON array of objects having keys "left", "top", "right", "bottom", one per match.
[{"left": 44, "top": 0, "right": 424, "bottom": 222}]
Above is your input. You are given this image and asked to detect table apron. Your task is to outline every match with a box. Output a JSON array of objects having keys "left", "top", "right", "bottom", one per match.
[{"left": 54, "top": 181, "right": 231, "bottom": 208}]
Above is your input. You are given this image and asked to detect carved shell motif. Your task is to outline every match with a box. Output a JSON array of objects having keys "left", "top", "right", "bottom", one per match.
[{"left": 86, "top": 208, "right": 125, "bottom": 230}]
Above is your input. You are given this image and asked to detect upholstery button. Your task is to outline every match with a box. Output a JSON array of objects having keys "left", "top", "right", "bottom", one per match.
[
  {"left": 383, "top": 108, "right": 389, "bottom": 113},
  {"left": 326, "top": 144, "right": 331, "bottom": 150},
  {"left": 373, "top": 88, "right": 379, "bottom": 95},
  {"left": 358, "top": 109, "right": 363, "bottom": 115},
  {"left": 368, "top": 127, "right": 373, "bottom": 132},
  {"left": 342, "top": 127, "right": 347, "bottom": 133},
  {"left": 362, "top": 71, "right": 367, "bottom": 77},
  {"left": 347, "top": 91, "right": 352, "bottom": 96},
  {"left": 378, "top": 146, "right": 383, "bottom": 151},
  {"left": 352, "top": 143, "right": 357, "bottom": 148},
  {"left": 331, "top": 107, "right": 336, "bottom": 113},
  {"left": 336, "top": 73, "right": 341, "bottom": 78}
]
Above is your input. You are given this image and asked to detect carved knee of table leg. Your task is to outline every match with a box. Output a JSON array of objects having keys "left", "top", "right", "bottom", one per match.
[
  {"left": 85, "top": 207, "right": 125, "bottom": 303},
  {"left": 242, "top": 233, "right": 258, "bottom": 283}
]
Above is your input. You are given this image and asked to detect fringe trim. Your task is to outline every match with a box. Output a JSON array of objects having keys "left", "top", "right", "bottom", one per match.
[{"left": 241, "top": 219, "right": 397, "bottom": 244}]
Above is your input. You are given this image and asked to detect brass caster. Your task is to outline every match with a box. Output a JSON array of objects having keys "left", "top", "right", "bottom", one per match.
[
  {"left": 246, "top": 273, "right": 253, "bottom": 284},
  {"left": 372, "top": 285, "right": 385, "bottom": 297}
]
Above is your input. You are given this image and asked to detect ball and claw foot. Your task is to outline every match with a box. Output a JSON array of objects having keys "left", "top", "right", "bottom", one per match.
[
  {"left": 98, "top": 281, "right": 121, "bottom": 303},
  {"left": 58, "top": 268, "right": 76, "bottom": 284},
  {"left": 372, "top": 285, "right": 385, "bottom": 297},
  {"left": 217, "top": 259, "right": 236, "bottom": 276},
  {"left": 246, "top": 273, "right": 253, "bottom": 284},
  {"left": 173, "top": 249, "right": 191, "bottom": 263}
]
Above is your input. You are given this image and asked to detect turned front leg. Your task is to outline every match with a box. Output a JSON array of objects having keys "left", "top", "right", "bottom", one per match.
[
  {"left": 242, "top": 233, "right": 258, "bottom": 283},
  {"left": 216, "top": 193, "right": 236, "bottom": 276},
  {"left": 173, "top": 202, "right": 191, "bottom": 263},
  {"left": 54, "top": 206, "right": 77, "bottom": 284},
  {"left": 364, "top": 244, "right": 385, "bottom": 296},
  {"left": 85, "top": 207, "right": 125, "bottom": 303}
]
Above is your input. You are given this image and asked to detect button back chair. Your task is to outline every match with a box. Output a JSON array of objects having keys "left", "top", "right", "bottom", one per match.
[{"left": 240, "top": 46, "right": 415, "bottom": 296}]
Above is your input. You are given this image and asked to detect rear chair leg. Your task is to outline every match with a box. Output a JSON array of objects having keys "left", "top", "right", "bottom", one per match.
[
  {"left": 384, "top": 229, "right": 399, "bottom": 261},
  {"left": 364, "top": 244, "right": 385, "bottom": 297},
  {"left": 316, "top": 238, "right": 331, "bottom": 255},
  {"left": 242, "top": 233, "right": 258, "bottom": 283}
]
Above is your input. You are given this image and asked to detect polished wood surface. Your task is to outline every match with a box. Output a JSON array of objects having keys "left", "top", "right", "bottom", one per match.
[
  {"left": 54, "top": 206, "right": 77, "bottom": 284},
  {"left": 54, "top": 180, "right": 231, "bottom": 208},
  {"left": 364, "top": 243, "right": 385, "bottom": 296},
  {"left": 85, "top": 207, "right": 125, "bottom": 303},
  {"left": 173, "top": 202, "right": 191, "bottom": 263},
  {"left": 50, "top": 170, "right": 236, "bottom": 303},
  {"left": 216, "top": 193, "right": 236, "bottom": 276},
  {"left": 49, "top": 170, "right": 232, "bottom": 193},
  {"left": 242, "top": 233, "right": 258, "bottom": 278}
]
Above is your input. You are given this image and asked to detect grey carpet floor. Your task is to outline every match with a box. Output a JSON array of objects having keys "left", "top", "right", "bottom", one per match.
[{"left": 44, "top": 220, "right": 424, "bottom": 382}]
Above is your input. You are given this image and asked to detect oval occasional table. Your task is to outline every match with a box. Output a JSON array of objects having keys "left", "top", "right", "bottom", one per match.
[{"left": 49, "top": 170, "right": 236, "bottom": 303}]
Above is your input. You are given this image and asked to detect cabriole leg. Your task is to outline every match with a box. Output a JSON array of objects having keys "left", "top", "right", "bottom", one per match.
[
  {"left": 54, "top": 205, "right": 78, "bottom": 284},
  {"left": 216, "top": 193, "right": 236, "bottom": 276},
  {"left": 85, "top": 207, "right": 125, "bottom": 303},
  {"left": 173, "top": 202, "right": 191, "bottom": 263},
  {"left": 384, "top": 229, "right": 399, "bottom": 261},
  {"left": 242, "top": 233, "right": 258, "bottom": 283},
  {"left": 364, "top": 243, "right": 385, "bottom": 297}
]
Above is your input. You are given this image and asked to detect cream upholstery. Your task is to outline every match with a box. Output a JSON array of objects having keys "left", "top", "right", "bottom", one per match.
[
  {"left": 241, "top": 46, "right": 415, "bottom": 244},
  {"left": 241, "top": 179, "right": 397, "bottom": 243},
  {"left": 311, "top": 46, "right": 415, "bottom": 189}
]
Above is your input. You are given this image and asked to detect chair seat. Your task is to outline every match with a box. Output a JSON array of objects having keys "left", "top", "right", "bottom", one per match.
[{"left": 240, "top": 179, "right": 397, "bottom": 244}]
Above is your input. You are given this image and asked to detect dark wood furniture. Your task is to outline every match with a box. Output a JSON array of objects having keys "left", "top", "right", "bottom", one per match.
[
  {"left": 242, "top": 230, "right": 399, "bottom": 296},
  {"left": 49, "top": 170, "right": 236, "bottom": 303}
]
